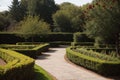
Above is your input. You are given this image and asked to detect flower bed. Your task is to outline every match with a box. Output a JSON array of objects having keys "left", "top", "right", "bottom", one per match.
[{"left": 66, "top": 46, "right": 120, "bottom": 76}]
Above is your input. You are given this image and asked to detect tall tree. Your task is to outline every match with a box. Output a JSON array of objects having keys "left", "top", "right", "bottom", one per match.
[
  {"left": 28, "top": 0, "right": 58, "bottom": 24},
  {"left": 53, "top": 2, "right": 85, "bottom": 32},
  {"left": 85, "top": 0, "right": 120, "bottom": 44},
  {"left": 9, "top": 0, "right": 27, "bottom": 22}
]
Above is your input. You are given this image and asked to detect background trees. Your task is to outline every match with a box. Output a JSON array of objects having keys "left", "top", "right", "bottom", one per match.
[
  {"left": 53, "top": 2, "right": 85, "bottom": 32},
  {"left": 0, "top": 12, "right": 10, "bottom": 31},
  {"left": 28, "top": 0, "right": 58, "bottom": 24},
  {"left": 9, "top": 0, "right": 26, "bottom": 22},
  {"left": 1, "top": 0, "right": 120, "bottom": 45},
  {"left": 8, "top": 0, "right": 58, "bottom": 31}
]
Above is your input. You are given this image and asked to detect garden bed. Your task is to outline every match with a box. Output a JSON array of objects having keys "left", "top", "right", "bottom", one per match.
[
  {"left": 0, "top": 48, "right": 35, "bottom": 80},
  {"left": 0, "top": 48, "right": 54, "bottom": 80},
  {"left": 66, "top": 46, "right": 120, "bottom": 76}
]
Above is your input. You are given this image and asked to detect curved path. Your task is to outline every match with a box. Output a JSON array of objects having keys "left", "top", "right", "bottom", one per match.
[{"left": 35, "top": 47, "right": 114, "bottom": 80}]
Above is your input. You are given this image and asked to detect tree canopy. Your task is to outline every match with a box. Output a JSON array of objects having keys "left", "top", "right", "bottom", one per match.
[
  {"left": 85, "top": 0, "right": 120, "bottom": 43},
  {"left": 18, "top": 16, "right": 51, "bottom": 40},
  {"left": 53, "top": 2, "right": 85, "bottom": 32},
  {"left": 0, "top": 12, "right": 10, "bottom": 31},
  {"left": 9, "top": 0, "right": 26, "bottom": 22},
  {"left": 28, "top": 0, "right": 58, "bottom": 24}
]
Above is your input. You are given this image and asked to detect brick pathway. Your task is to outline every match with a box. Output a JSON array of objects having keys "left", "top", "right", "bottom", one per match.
[{"left": 35, "top": 47, "right": 116, "bottom": 80}]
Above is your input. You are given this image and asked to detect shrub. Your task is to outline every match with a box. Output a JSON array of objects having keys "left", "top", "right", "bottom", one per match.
[
  {"left": 35, "top": 33, "right": 73, "bottom": 42},
  {"left": 49, "top": 41, "right": 71, "bottom": 47},
  {"left": 73, "top": 32, "right": 94, "bottom": 43},
  {"left": 0, "top": 44, "right": 49, "bottom": 58},
  {"left": 74, "top": 48, "right": 118, "bottom": 61},
  {"left": 17, "top": 16, "right": 51, "bottom": 41},
  {"left": 0, "top": 32, "right": 24, "bottom": 44},
  {"left": 71, "top": 42, "right": 94, "bottom": 46},
  {"left": 0, "top": 48, "right": 35, "bottom": 80},
  {"left": 66, "top": 47, "right": 120, "bottom": 76},
  {"left": 0, "top": 32, "right": 73, "bottom": 44}
]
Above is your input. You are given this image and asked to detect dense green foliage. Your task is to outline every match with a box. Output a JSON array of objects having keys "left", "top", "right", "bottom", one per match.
[
  {"left": 66, "top": 47, "right": 120, "bottom": 76},
  {"left": 0, "top": 48, "right": 54, "bottom": 80},
  {"left": 0, "top": 44, "right": 49, "bottom": 58},
  {"left": 18, "top": 16, "right": 50, "bottom": 40},
  {"left": 73, "top": 32, "right": 94, "bottom": 42},
  {"left": 53, "top": 2, "right": 85, "bottom": 32},
  {"left": 74, "top": 47, "right": 118, "bottom": 61},
  {"left": 0, "top": 32, "right": 73, "bottom": 44},
  {"left": 16, "top": 41, "right": 71, "bottom": 47},
  {"left": 0, "top": 48, "right": 35, "bottom": 80},
  {"left": 85, "top": 0, "right": 120, "bottom": 44},
  {"left": 71, "top": 42, "right": 94, "bottom": 46},
  {"left": 0, "top": 12, "right": 10, "bottom": 31},
  {"left": 28, "top": 0, "right": 58, "bottom": 24},
  {"left": 0, "top": 32, "right": 24, "bottom": 44},
  {"left": 9, "top": 0, "right": 26, "bottom": 22}
]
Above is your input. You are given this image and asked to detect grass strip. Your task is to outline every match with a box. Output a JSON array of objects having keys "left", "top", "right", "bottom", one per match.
[{"left": 34, "top": 64, "right": 55, "bottom": 80}]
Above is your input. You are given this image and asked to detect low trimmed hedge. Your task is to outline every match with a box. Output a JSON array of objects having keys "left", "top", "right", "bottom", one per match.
[
  {"left": 16, "top": 41, "right": 71, "bottom": 47},
  {"left": 66, "top": 47, "right": 120, "bottom": 76},
  {"left": 0, "top": 44, "right": 49, "bottom": 58},
  {"left": 0, "top": 48, "right": 35, "bottom": 80},
  {"left": 16, "top": 42, "right": 45, "bottom": 45},
  {"left": 75, "top": 46, "right": 117, "bottom": 56},
  {"left": 86, "top": 48, "right": 116, "bottom": 53},
  {"left": 49, "top": 41, "right": 71, "bottom": 47},
  {"left": 16, "top": 42, "right": 50, "bottom": 52},
  {"left": 71, "top": 42, "right": 94, "bottom": 46},
  {"left": 16, "top": 43, "right": 49, "bottom": 52}
]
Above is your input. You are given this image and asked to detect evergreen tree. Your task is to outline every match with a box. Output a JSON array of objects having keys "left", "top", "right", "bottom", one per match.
[{"left": 9, "top": 0, "right": 27, "bottom": 22}]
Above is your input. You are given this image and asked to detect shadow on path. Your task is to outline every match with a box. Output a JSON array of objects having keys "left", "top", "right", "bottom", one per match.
[{"left": 36, "top": 49, "right": 57, "bottom": 60}]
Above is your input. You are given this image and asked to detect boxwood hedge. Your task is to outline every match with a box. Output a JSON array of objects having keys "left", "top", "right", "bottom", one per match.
[
  {"left": 0, "top": 48, "right": 35, "bottom": 80},
  {"left": 0, "top": 32, "right": 73, "bottom": 44},
  {"left": 16, "top": 41, "right": 71, "bottom": 47},
  {"left": 0, "top": 43, "right": 49, "bottom": 58},
  {"left": 66, "top": 47, "right": 120, "bottom": 76}
]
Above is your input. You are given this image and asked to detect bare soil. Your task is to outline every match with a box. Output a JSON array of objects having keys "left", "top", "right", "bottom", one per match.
[{"left": 0, "top": 58, "right": 6, "bottom": 66}]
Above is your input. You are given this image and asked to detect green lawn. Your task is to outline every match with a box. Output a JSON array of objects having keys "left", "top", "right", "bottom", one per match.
[{"left": 34, "top": 64, "right": 54, "bottom": 80}]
